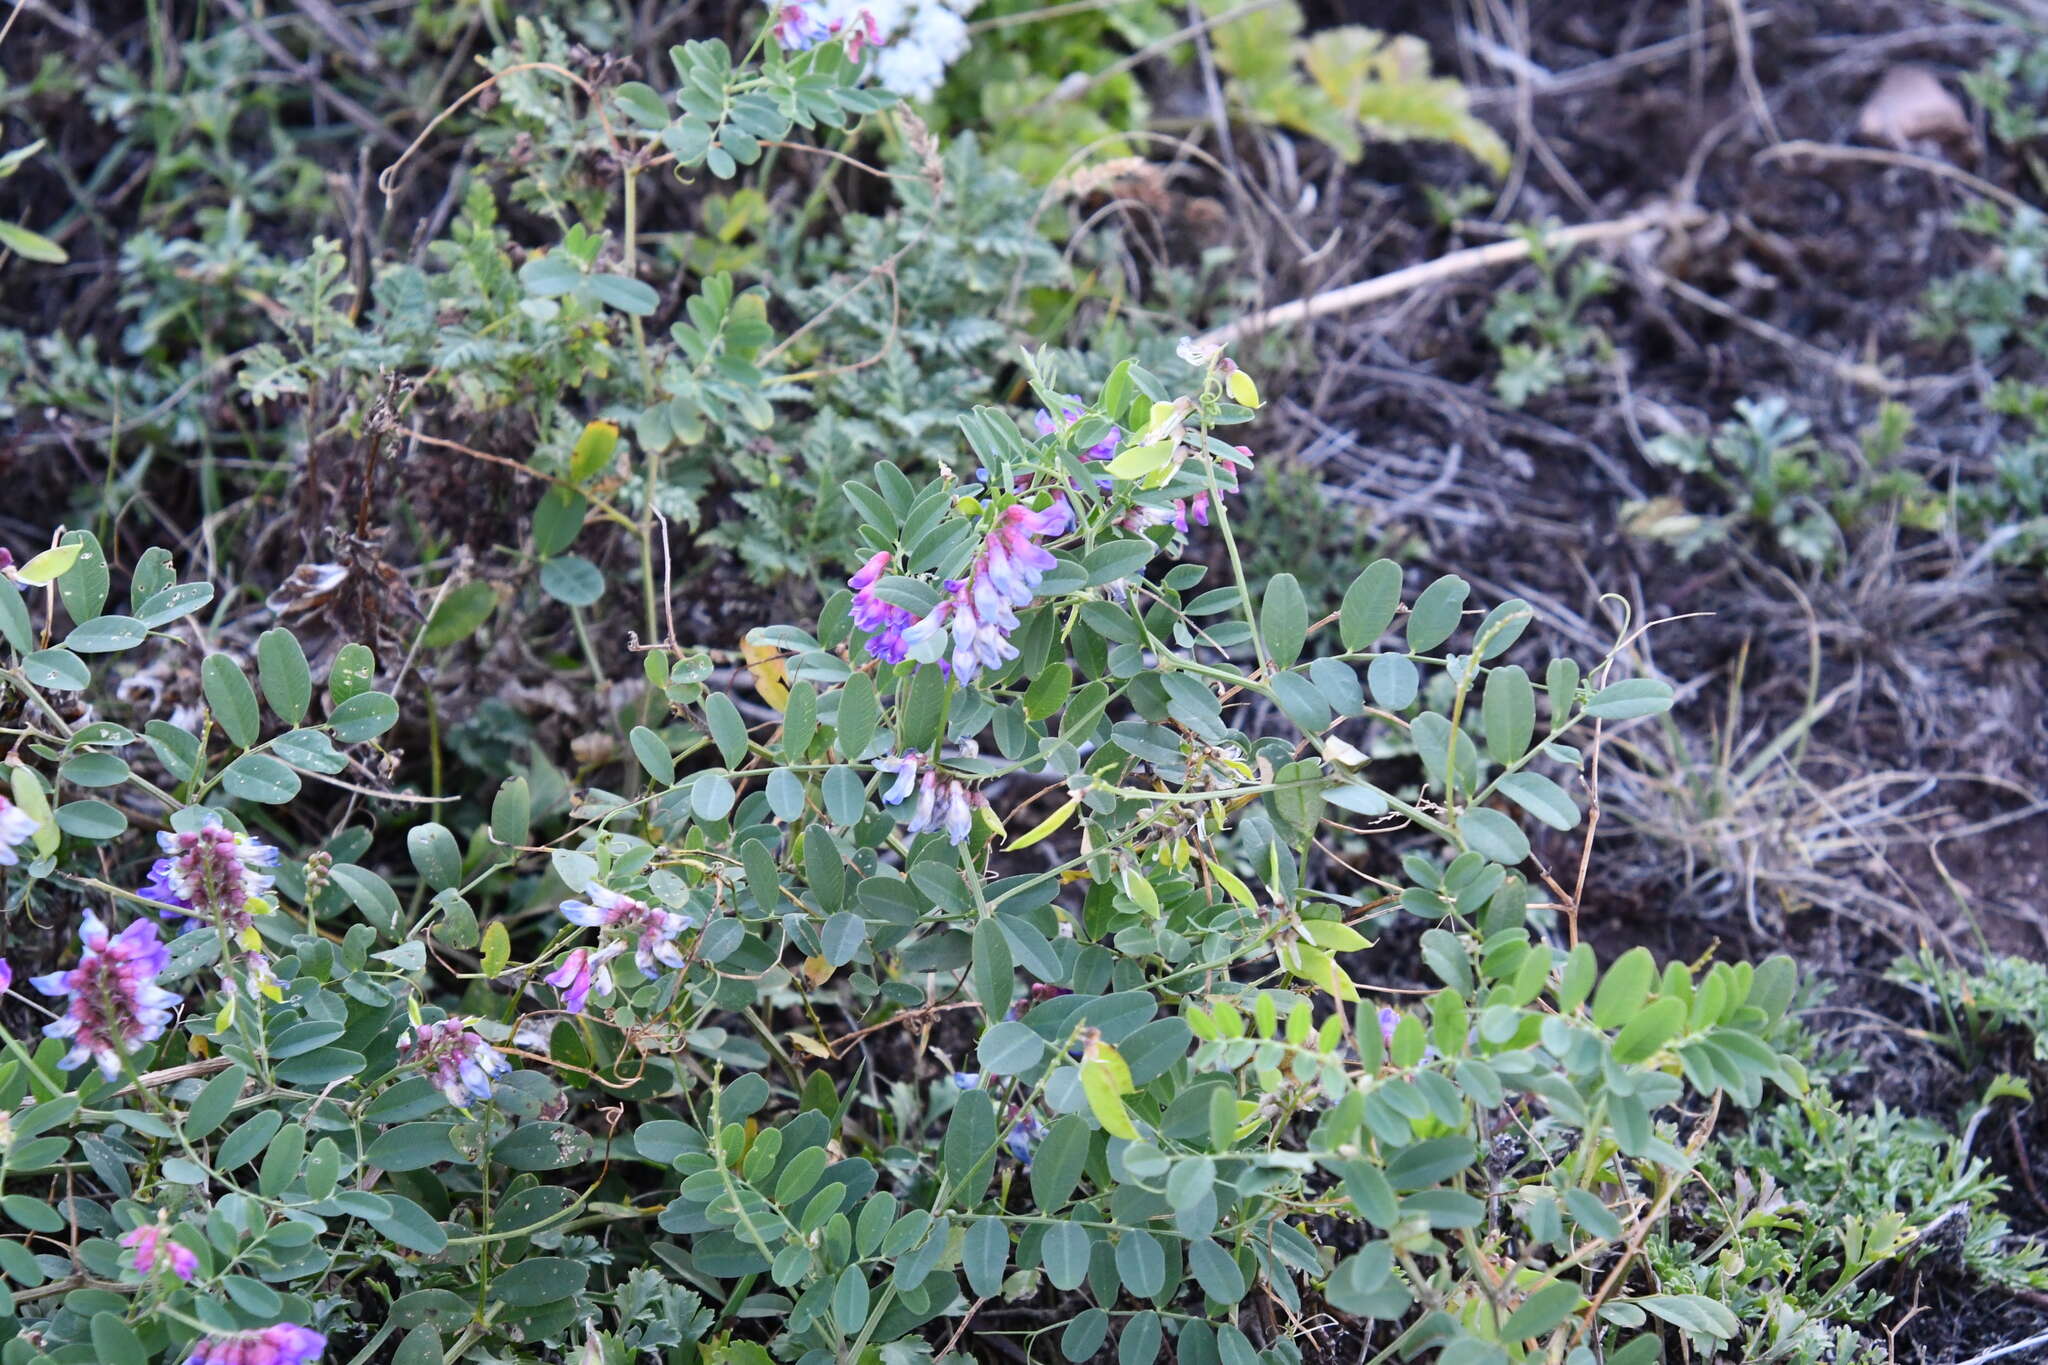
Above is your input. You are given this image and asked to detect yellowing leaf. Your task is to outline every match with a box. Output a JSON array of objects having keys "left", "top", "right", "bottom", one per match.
[
  {"left": 741, "top": 633, "right": 790, "bottom": 711},
  {"left": 480, "top": 921, "right": 510, "bottom": 976},
  {"left": 569, "top": 420, "right": 621, "bottom": 484},
  {"left": 1286, "top": 941, "right": 1360, "bottom": 1003},
  {"left": 1121, "top": 866, "right": 1161, "bottom": 916},
  {"left": 1104, "top": 439, "right": 1176, "bottom": 481},
  {"left": 788, "top": 1031, "right": 834, "bottom": 1059},
  {"left": 1227, "top": 369, "right": 1262, "bottom": 408},
  {"left": 1205, "top": 0, "right": 1306, "bottom": 89},
  {"left": 1210, "top": 861, "right": 1259, "bottom": 909},
  {"left": 1007, "top": 796, "right": 1080, "bottom": 852},
  {"left": 15, "top": 542, "right": 82, "bottom": 586},
  {"left": 1299, "top": 918, "right": 1370, "bottom": 953},
  {"left": 1302, "top": 28, "right": 1510, "bottom": 175},
  {"left": 7, "top": 763, "right": 56, "bottom": 857},
  {"left": 1079, "top": 1041, "right": 1139, "bottom": 1140},
  {"left": 802, "top": 954, "right": 835, "bottom": 988},
  {"left": 0, "top": 220, "right": 67, "bottom": 265}
]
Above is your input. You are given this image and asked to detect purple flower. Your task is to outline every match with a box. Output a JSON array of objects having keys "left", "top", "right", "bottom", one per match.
[
  {"left": 1377, "top": 1007, "right": 1400, "bottom": 1049},
  {"left": 951, "top": 579, "right": 1021, "bottom": 682},
  {"left": 543, "top": 945, "right": 622, "bottom": 1015},
  {"left": 950, "top": 1072, "right": 982, "bottom": 1090},
  {"left": 770, "top": 1, "right": 832, "bottom": 50},
  {"left": 183, "top": 1323, "right": 326, "bottom": 1365},
  {"left": 398, "top": 1018, "right": 512, "bottom": 1109},
  {"left": 0, "top": 958, "right": 11, "bottom": 994},
  {"left": 843, "top": 6, "right": 882, "bottom": 59},
  {"left": 875, "top": 751, "right": 922, "bottom": 806},
  {"left": 29, "top": 914, "right": 179, "bottom": 1080},
  {"left": 849, "top": 551, "right": 917, "bottom": 665},
  {"left": 980, "top": 502, "right": 1068, "bottom": 608},
  {"left": 1034, "top": 395, "right": 1120, "bottom": 461},
  {"left": 121, "top": 1219, "right": 198, "bottom": 1282},
  {"left": 142, "top": 825, "right": 279, "bottom": 933},
  {"left": 0, "top": 795, "right": 37, "bottom": 866},
  {"left": 897, "top": 596, "right": 953, "bottom": 659},
  {"left": 1006, "top": 1111, "right": 1049, "bottom": 1165},
  {"left": 906, "top": 771, "right": 977, "bottom": 846},
  {"left": 559, "top": 886, "right": 692, "bottom": 982}
]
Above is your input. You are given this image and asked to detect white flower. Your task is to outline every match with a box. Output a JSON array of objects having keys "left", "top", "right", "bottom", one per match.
[{"left": 817, "top": 0, "right": 976, "bottom": 100}]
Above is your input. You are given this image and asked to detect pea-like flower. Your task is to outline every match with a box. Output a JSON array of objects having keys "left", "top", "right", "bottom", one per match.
[
  {"left": 1034, "top": 394, "right": 1120, "bottom": 462},
  {"left": 899, "top": 499, "right": 1070, "bottom": 683},
  {"left": 1377, "top": 1007, "right": 1400, "bottom": 1050},
  {"left": 28, "top": 914, "right": 179, "bottom": 1081},
  {"left": 875, "top": 750, "right": 923, "bottom": 806},
  {"left": 946, "top": 1076, "right": 1048, "bottom": 1165},
  {"left": 543, "top": 944, "right": 626, "bottom": 1015},
  {"left": 979, "top": 502, "right": 1070, "bottom": 608},
  {"left": 0, "top": 795, "right": 36, "bottom": 866},
  {"left": 120, "top": 1217, "right": 198, "bottom": 1282},
  {"left": 141, "top": 825, "right": 280, "bottom": 935},
  {"left": 905, "top": 770, "right": 978, "bottom": 845},
  {"left": 397, "top": 1017, "right": 512, "bottom": 1109},
  {"left": 770, "top": 1, "right": 832, "bottom": 49},
  {"left": 182, "top": 1323, "right": 326, "bottom": 1365},
  {"left": 1005, "top": 1111, "right": 1049, "bottom": 1165},
  {"left": 559, "top": 886, "right": 693, "bottom": 982},
  {"left": 0, "top": 958, "right": 11, "bottom": 994},
  {"left": 849, "top": 551, "right": 917, "bottom": 665}
]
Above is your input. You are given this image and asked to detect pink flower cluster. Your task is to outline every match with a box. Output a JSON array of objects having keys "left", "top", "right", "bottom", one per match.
[
  {"left": 545, "top": 887, "right": 694, "bottom": 1014},
  {"left": 397, "top": 1018, "right": 511, "bottom": 1109},
  {"left": 848, "top": 552, "right": 915, "bottom": 665},
  {"left": 141, "top": 825, "right": 279, "bottom": 933},
  {"left": 896, "top": 500, "right": 1071, "bottom": 683},
  {"left": 182, "top": 1324, "right": 325, "bottom": 1365},
  {"left": 29, "top": 914, "right": 179, "bottom": 1080},
  {"left": 121, "top": 1219, "right": 199, "bottom": 1281}
]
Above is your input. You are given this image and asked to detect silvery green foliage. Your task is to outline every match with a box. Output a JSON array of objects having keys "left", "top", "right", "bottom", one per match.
[{"left": 0, "top": 341, "right": 1825, "bottom": 1365}]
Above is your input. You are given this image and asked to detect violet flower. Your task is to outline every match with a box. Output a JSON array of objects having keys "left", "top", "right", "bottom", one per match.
[
  {"left": 28, "top": 914, "right": 179, "bottom": 1080},
  {"left": 905, "top": 770, "right": 977, "bottom": 846},
  {"left": 397, "top": 1017, "right": 511, "bottom": 1109},
  {"left": 875, "top": 751, "right": 923, "bottom": 806},
  {"left": 121, "top": 1219, "right": 198, "bottom": 1282},
  {"left": 0, "top": 795, "right": 35, "bottom": 866},
  {"left": 183, "top": 1323, "right": 326, "bottom": 1365},
  {"left": 950, "top": 579, "right": 1021, "bottom": 682},
  {"left": 1034, "top": 395, "right": 1120, "bottom": 461},
  {"left": 141, "top": 825, "right": 279, "bottom": 935},
  {"left": 897, "top": 496, "right": 1071, "bottom": 683},
  {"left": 543, "top": 944, "right": 625, "bottom": 1015},
  {"left": 979, "top": 502, "right": 1069, "bottom": 607},
  {"left": 559, "top": 886, "right": 693, "bottom": 982},
  {"left": 770, "top": 1, "right": 832, "bottom": 50},
  {"left": 1005, "top": 1111, "right": 1049, "bottom": 1165},
  {"left": 849, "top": 551, "right": 917, "bottom": 665},
  {"left": 0, "top": 958, "right": 11, "bottom": 994}
]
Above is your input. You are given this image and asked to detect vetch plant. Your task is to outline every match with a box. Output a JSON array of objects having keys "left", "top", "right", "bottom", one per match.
[{"left": 0, "top": 336, "right": 1814, "bottom": 1365}]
